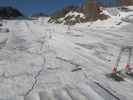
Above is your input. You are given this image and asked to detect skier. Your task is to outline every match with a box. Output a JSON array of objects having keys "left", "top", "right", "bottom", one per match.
[
  {"left": 112, "top": 46, "right": 132, "bottom": 74},
  {"left": 107, "top": 23, "right": 133, "bottom": 81},
  {"left": 104, "top": 10, "right": 133, "bottom": 81}
]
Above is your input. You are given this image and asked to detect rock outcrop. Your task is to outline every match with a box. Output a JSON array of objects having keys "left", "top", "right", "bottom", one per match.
[
  {"left": 48, "top": 4, "right": 108, "bottom": 25},
  {"left": 0, "top": 6, "right": 24, "bottom": 19}
]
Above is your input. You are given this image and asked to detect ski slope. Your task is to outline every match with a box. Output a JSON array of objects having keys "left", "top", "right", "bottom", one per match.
[{"left": 0, "top": 6, "right": 133, "bottom": 100}]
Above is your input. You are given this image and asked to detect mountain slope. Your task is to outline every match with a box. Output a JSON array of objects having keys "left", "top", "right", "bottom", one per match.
[{"left": 0, "top": 6, "right": 24, "bottom": 19}]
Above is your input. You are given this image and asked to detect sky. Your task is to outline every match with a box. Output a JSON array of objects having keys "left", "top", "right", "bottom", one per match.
[
  {"left": 0, "top": 0, "right": 84, "bottom": 15},
  {"left": 0, "top": 0, "right": 119, "bottom": 16}
]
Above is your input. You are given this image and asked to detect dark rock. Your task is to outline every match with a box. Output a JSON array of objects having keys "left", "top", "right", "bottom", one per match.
[{"left": 0, "top": 6, "right": 24, "bottom": 19}]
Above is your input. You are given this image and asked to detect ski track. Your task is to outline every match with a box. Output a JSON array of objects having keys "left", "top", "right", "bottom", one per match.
[{"left": 0, "top": 18, "right": 133, "bottom": 100}]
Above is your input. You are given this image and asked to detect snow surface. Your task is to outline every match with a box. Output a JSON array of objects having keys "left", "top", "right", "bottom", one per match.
[
  {"left": 65, "top": 11, "right": 85, "bottom": 19},
  {"left": 0, "top": 6, "right": 133, "bottom": 100}
]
